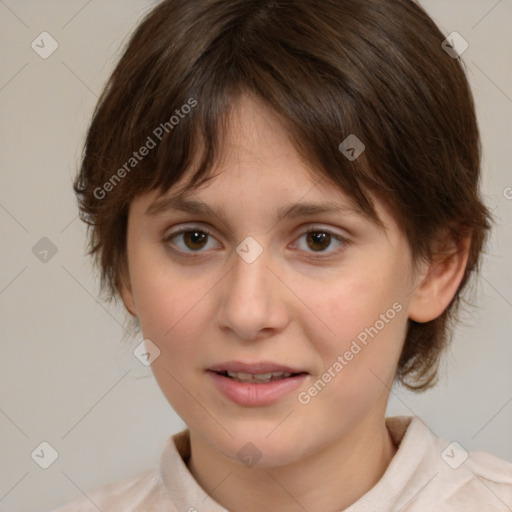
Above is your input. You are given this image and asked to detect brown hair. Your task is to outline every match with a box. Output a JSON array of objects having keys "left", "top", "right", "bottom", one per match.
[{"left": 74, "top": 0, "right": 492, "bottom": 391}]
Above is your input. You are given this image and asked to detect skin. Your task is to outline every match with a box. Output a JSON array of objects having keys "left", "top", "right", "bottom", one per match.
[{"left": 121, "top": 94, "right": 469, "bottom": 512}]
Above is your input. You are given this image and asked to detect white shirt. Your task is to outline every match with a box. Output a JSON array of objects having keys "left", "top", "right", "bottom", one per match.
[{"left": 50, "top": 416, "right": 512, "bottom": 511}]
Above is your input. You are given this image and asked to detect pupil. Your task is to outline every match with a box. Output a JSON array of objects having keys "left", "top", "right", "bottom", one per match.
[
  {"left": 185, "top": 231, "right": 207, "bottom": 250},
  {"left": 308, "top": 232, "right": 330, "bottom": 251}
]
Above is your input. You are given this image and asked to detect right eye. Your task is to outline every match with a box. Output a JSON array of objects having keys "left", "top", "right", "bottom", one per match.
[{"left": 163, "top": 226, "right": 221, "bottom": 254}]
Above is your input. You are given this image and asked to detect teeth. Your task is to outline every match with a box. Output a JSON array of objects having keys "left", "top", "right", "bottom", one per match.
[{"left": 226, "top": 371, "right": 293, "bottom": 382}]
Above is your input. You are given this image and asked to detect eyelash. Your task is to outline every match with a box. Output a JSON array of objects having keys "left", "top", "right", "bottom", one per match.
[{"left": 162, "top": 225, "right": 349, "bottom": 259}]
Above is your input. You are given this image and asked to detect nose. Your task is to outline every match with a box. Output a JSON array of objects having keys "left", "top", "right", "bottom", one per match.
[{"left": 216, "top": 243, "right": 290, "bottom": 341}]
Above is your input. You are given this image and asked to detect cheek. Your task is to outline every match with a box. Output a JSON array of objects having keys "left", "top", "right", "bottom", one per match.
[
  {"left": 296, "top": 281, "right": 407, "bottom": 428},
  {"left": 128, "top": 246, "right": 221, "bottom": 367},
  {"left": 135, "top": 275, "right": 208, "bottom": 346},
  {"left": 128, "top": 244, "right": 189, "bottom": 339},
  {"left": 298, "top": 267, "right": 406, "bottom": 346},
  {"left": 128, "top": 254, "right": 215, "bottom": 417},
  {"left": 294, "top": 263, "right": 409, "bottom": 393}
]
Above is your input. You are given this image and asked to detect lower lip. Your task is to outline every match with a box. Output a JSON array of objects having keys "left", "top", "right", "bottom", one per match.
[{"left": 208, "top": 371, "right": 308, "bottom": 407}]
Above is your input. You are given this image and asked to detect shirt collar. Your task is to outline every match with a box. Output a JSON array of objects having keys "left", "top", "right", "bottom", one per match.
[
  {"left": 159, "top": 416, "right": 446, "bottom": 512},
  {"left": 160, "top": 428, "right": 229, "bottom": 512}
]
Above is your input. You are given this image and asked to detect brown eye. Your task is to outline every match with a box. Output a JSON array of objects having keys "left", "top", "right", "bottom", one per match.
[
  {"left": 293, "top": 228, "right": 347, "bottom": 257},
  {"left": 163, "top": 227, "right": 219, "bottom": 253},
  {"left": 306, "top": 231, "right": 332, "bottom": 252},
  {"left": 164, "top": 225, "right": 348, "bottom": 258},
  {"left": 182, "top": 230, "right": 209, "bottom": 251}
]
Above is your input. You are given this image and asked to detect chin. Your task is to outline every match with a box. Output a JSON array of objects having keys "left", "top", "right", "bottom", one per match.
[{"left": 208, "top": 427, "right": 312, "bottom": 469}]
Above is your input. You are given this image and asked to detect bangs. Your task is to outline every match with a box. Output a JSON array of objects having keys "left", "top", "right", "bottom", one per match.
[{"left": 84, "top": 0, "right": 395, "bottom": 226}]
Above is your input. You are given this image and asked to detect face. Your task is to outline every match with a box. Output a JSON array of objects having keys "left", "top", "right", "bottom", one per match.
[{"left": 122, "top": 95, "right": 425, "bottom": 468}]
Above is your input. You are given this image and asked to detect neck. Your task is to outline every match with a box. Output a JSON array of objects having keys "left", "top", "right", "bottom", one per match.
[{"left": 187, "top": 414, "right": 397, "bottom": 512}]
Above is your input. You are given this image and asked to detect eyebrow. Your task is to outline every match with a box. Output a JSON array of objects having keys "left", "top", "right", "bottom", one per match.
[{"left": 145, "top": 195, "right": 362, "bottom": 223}]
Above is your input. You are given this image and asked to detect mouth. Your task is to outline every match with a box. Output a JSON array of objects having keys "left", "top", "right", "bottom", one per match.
[
  {"left": 208, "top": 361, "right": 309, "bottom": 382},
  {"left": 206, "top": 361, "right": 309, "bottom": 406},
  {"left": 210, "top": 370, "right": 308, "bottom": 384}
]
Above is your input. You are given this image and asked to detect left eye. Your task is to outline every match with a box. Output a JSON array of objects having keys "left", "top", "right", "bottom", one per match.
[
  {"left": 163, "top": 226, "right": 347, "bottom": 256},
  {"left": 293, "top": 229, "right": 346, "bottom": 255}
]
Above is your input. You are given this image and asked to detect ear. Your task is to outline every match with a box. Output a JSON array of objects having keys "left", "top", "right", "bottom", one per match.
[
  {"left": 408, "top": 229, "right": 470, "bottom": 323},
  {"left": 119, "top": 260, "right": 138, "bottom": 317}
]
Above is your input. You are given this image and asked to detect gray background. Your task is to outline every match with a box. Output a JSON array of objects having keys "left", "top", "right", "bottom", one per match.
[{"left": 0, "top": 1, "right": 511, "bottom": 510}]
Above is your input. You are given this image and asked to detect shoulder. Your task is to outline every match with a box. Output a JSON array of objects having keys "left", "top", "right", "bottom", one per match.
[
  {"left": 49, "top": 468, "right": 178, "bottom": 512},
  {"left": 400, "top": 417, "right": 512, "bottom": 511},
  {"left": 446, "top": 449, "right": 512, "bottom": 510}
]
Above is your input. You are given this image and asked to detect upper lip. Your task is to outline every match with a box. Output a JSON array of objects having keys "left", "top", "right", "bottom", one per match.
[{"left": 208, "top": 361, "right": 307, "bottom": 374}]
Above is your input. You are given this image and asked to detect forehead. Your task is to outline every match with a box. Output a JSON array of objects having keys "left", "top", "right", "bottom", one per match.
[{"left": 132, "top": 94, "right": 398, "bottom": 235}]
